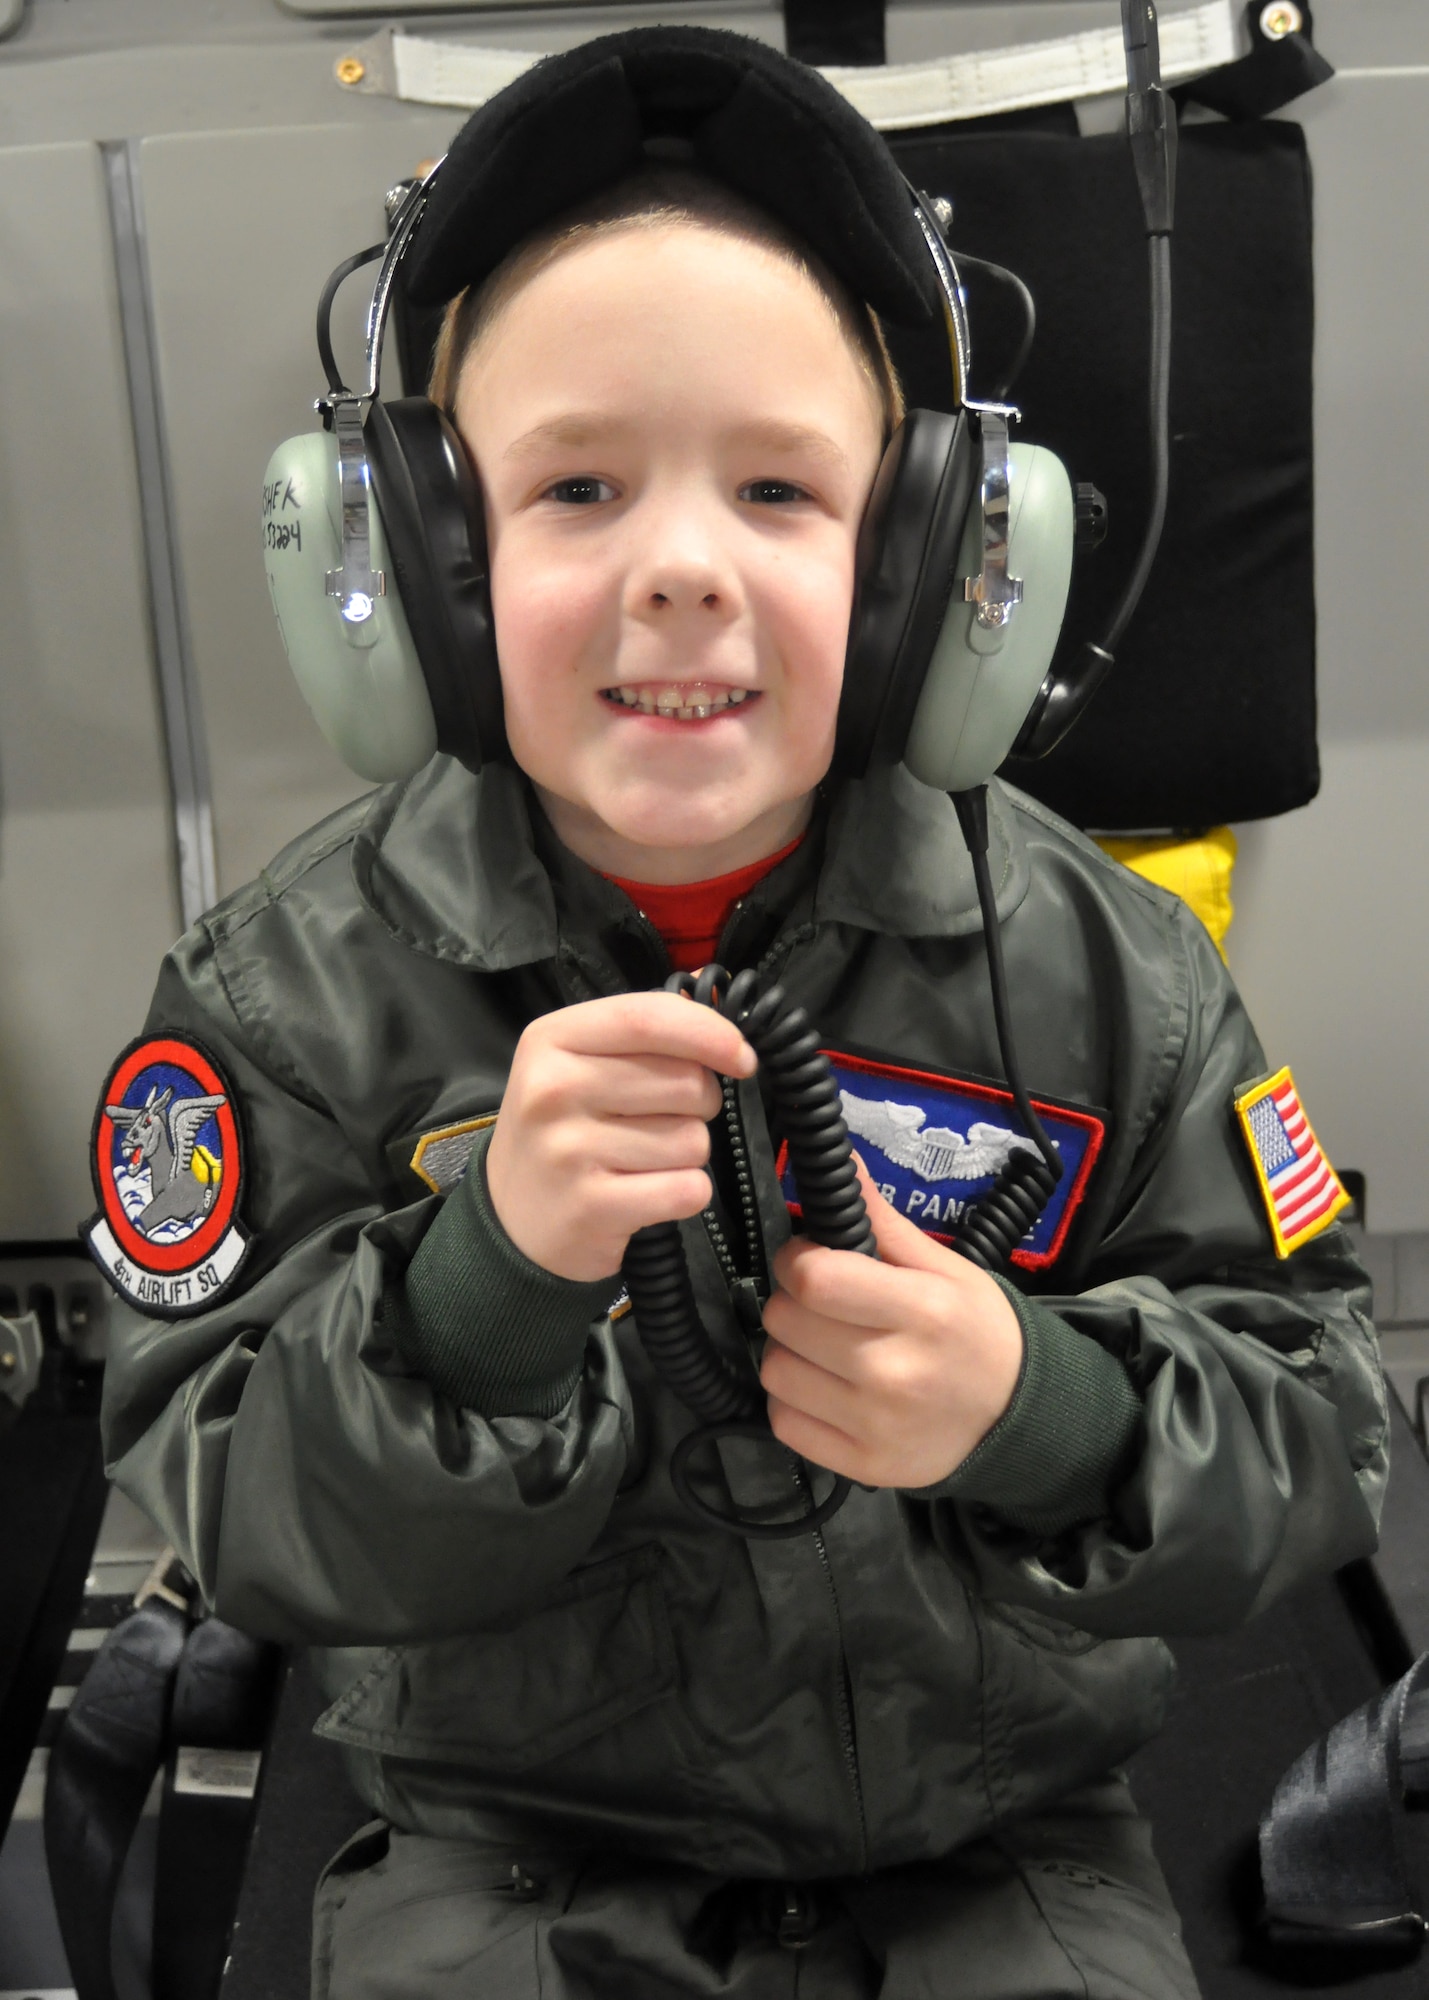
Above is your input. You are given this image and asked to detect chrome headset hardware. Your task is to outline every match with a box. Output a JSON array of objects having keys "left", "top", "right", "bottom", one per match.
[
  {"left": 256, "top": 18, "right": 1174, "bottom": 1537},
  {"left": 260, "top": 25, "right": 1104, "bottom": 796}
]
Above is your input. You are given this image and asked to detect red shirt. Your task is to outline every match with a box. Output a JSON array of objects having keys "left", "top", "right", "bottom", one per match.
[{"left": 606, "top": 835, "right": 805, "bottom": 973}]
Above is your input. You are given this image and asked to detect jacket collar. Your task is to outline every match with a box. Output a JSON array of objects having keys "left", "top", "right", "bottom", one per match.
[{"left": 352, "top": 755, "right": 1029, "bottom": 972}]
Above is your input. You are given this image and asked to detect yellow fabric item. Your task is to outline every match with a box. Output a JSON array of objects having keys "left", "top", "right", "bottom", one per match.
[{"left": 1094, "top": 826, "right": 1237, "bottom": 961}]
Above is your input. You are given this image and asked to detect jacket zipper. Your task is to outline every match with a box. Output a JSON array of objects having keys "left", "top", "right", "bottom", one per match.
[
  {"left": 721, "top": 1076, "right": 766, "bottom": 1290},
  {"left": 814, "top": 1525, "right": 868, "bottom": 1866},
  {"left": 625, "top": 914, "right": 866, "bottom": 1863},
  {"left": 702, "top": 1203, "right": 740, "bottom": 1289},
  {"left": 735, "top": 923, "right": 867, "bottom": 1861},
  {"left": 789, "top": 1457, "right": 868, "bottom": 1864}
]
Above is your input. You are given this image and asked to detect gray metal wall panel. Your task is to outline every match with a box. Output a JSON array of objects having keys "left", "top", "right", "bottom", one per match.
[
  {"left": 0, "top": 140, "right": 175, "bottom": 1239},
  {"left": 0, "top": 10, "right": 780, "bottom": 148},
  {"left": 1, "top": 0, "right": 1426, "bottom": 1232},
  {"left": 1227, "top": 62, "right": 1429, "bottom": 1231},
  {"left": 135, "top": 117, "right": 455, "bottom": 894}
]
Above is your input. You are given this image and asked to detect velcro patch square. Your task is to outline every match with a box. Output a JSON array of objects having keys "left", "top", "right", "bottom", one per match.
[{"left": 1234, "top": 1065, "right": 1349, "bottom": 1258}]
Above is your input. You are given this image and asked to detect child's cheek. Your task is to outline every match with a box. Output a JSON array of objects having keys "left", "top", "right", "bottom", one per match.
[
  {"left": 491, "top": 542, "right": 617, "bottom": 692},
  {"left": 758, "top": 539, "right": 859, "bottom": 693}
]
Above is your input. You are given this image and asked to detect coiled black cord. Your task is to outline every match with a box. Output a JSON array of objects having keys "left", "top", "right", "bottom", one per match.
[
  {"left": 949, "top": 787, "right": 1063, "bottom": 1272},
  {"left": 624, "top": 962, "right": 871, "bottom": 1539},
  {"left": 623, "top": 882, "right": 1059, "bottom": 1538},
  {"left": 621, "top": 1223, "right": 757, "bottom": 1427}
]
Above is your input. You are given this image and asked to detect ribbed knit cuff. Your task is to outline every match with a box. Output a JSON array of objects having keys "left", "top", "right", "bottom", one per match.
[
  {"left": 387, "top": 1126, "right": 620, "bottom": 1418},
  {"left": 909, "top": 1276, "right": 1142, "bottom": 1537}
]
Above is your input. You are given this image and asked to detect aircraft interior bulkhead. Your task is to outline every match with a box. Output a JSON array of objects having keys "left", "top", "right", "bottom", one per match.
[{"left": 2, "top": 1, "right": 1428, "bottom": 1995}]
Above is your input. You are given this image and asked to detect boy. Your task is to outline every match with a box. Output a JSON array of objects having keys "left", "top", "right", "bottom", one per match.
[{"left": 95, "top": 28, "right": 1385, "bottom": 1999}]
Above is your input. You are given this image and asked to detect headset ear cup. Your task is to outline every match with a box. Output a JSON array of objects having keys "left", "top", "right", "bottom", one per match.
[
  {"left": 903, "top": 444, "right": 1075, "bottom": 794},
  {"left": 262, "top": 431, "right": 438, "bottom": 782},
  {"left": 364, "top": 399, "right": 506, "bottom": 772},
  {"left": 835, "top": 409, "right": 976, "bottom": 779}
]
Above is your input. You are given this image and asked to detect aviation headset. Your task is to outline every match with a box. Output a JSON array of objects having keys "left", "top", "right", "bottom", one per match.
[
  {"left": 260, "top": 20, "right": 1177, "bottom": 796},
  {"left": 258, "top": 19, "right": 1175, "bottom": 1538}
]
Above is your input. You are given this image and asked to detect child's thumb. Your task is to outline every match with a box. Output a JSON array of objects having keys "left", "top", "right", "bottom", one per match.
[{"left": 852, "top": 1154, "right": 961, "bottom": 1274}]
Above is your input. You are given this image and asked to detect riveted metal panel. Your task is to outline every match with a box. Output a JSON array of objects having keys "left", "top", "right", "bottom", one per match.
[
  {"left": 0, "top": 141, "right": 175, "bottom": 1239},
  {"left": 135, "top": 118, "right": 456, "bottom": 895}
]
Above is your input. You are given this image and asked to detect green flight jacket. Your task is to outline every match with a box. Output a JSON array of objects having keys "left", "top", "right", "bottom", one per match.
[{"left": 99, "top": 756, "right": 1387, "bottom": 1881}]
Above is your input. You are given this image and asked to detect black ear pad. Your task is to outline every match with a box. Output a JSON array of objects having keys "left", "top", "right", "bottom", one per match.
[
  {"left": 364, "top": 399, "right": 506, "bottom": 772},
  {"left": 833, "top": 408, "right": 976, "bottom": 779}
]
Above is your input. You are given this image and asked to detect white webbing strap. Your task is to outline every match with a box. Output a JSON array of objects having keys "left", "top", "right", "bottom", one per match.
[
  {"left": 824, "top": 0, "right": 1238, "bottom": 128},
  {"left": 337, "top": 1, "right": 1241, "bottom": 128}
]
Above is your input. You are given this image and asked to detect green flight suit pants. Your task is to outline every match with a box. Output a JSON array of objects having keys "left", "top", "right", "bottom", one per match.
[{"left": 311, "top": 1775, "right": 1200, "bottom": 1999}]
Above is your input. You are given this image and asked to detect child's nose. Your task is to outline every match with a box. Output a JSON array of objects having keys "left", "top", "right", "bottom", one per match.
[
  {"left": 649, "top": 589, "right": 720, "bottom": 611},
  {"left": 631, "top": 537, "right": 741, "bottom": 622}
]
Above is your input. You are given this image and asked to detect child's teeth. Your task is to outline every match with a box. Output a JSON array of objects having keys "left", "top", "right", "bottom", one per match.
[{"left": 604, "top": 683, "right": 754, "bottom": 718}]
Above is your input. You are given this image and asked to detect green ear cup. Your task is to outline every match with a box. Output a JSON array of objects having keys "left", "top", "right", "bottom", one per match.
[
  {"left": 261, "top": 432, "right": 438, "bottom": 782},
  {"left": 903, "top": 443, "right": 1075, "bottom": 795}
]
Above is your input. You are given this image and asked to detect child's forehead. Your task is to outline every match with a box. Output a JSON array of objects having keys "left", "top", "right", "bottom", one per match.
[
  {"left": 457, "top": 225, "right": 882, "bottom": 439},
  {"left": 499, "top": 218, "right": 839, "bottom": 331}
]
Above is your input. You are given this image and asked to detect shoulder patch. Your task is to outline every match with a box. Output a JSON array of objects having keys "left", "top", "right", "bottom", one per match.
[
  {"left": 779, "top": 1048, "right": 1105, "bottom": 1270},
  {"left": 85, "top": 1036, "right": 249, "bottom": 1317},
  {"left": 409, "top": 1113, "right": 497, "bottom": 1194},
  {"left": 1234, "top": 1066, "right": 1350, "bottom": 1258}
]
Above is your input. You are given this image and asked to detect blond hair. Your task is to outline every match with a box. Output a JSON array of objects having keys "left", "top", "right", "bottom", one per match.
[{"left": 427, "top": 165, "right": 904, "bottom": 438}]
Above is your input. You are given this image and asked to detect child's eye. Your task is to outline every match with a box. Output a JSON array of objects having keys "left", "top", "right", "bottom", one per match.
[
  {"left": 544, "top": 476, "right": 617, "bottom": 505},
  {"left": 739, "top": 479, "right": 811, "bottom": 506}
]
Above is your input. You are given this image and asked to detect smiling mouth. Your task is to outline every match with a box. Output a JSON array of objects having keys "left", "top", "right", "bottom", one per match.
[{"left": 600, "top": 682, "right": 757, "bottom": 722}]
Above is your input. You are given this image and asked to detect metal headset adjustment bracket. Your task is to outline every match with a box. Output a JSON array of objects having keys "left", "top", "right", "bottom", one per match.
[
  {"left": 907, "top": 185, "right": 1025, "bottom": 634},
  {"left": 314, "top": 161, "right": 445, "bottom": 629},
  {"left": 961, "top": 407, "right": 1023, "bottom": 630},
  {"left": 323, "top": 394, "right": 386, "bottom": 626}
]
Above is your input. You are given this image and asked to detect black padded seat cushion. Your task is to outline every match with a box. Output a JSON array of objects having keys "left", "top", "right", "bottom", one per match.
[{"left": 886, "top": 119, "right": 1318, "bottom": 830}]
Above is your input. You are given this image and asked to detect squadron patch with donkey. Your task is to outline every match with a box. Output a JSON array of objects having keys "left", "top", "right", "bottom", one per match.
[{"left": 85, "top": 1036, "right": 249, "bottom": 1315}]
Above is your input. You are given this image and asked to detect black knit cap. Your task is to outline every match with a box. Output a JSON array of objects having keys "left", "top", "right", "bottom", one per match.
[{"left": 402, "top": 25, "right": 941, "bottom": 328}]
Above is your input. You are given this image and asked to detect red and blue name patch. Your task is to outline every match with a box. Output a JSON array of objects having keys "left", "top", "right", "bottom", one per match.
[
  {"left": 85, "top": 1035, "right": 249, "bottom": 1317},
  {"left": 779, "top": 1049, "right": 1104, "bottom": 1271}
]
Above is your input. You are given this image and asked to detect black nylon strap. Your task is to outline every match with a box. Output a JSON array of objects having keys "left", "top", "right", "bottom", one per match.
[
  {"left": 153, "top": 1620, "right": 281, "bottom": 2000},
  {"left": 44, "top": 1595, "right": 189, "bottom": 2000},
  {"left": 1179, "top": 0, "right": 1333, "bottom": 120},
  {"left": 783, "top": 0, "right": 885, "bottom": 67},
  {"left": 1260, "top": 1651, "right": 1429, "bottom": 1954},
  {"left": 44, "top": 1589, "right": 280, "bottom": 2000}
]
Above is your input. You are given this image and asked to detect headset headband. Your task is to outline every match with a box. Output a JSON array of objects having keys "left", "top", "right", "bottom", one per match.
[{"left": 315, "top": 143, "right": 1029, "bottom": 644}]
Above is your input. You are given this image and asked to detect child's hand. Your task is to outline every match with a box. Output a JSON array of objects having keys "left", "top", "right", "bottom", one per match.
[
  {"left": 485, "top": 993, "right": 756, "bottom": 1283},
  {"left": 760, "top": 1161, "right": 1024, "bottom": 1489}
]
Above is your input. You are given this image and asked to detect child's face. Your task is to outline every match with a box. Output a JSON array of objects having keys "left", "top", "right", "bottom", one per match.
[{"left": 454, "top": 222, "right": 885, "bottom": 882}]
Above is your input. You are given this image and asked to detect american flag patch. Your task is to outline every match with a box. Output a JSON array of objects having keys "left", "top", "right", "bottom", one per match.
[{"left": 1234, "top": 1066, "right": 1350, "bottom": 1258}]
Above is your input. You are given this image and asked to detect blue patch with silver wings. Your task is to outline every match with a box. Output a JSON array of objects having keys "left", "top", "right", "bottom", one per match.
[{"left": 778, "top": 1048, "right": 1106, "bottom": 1270}]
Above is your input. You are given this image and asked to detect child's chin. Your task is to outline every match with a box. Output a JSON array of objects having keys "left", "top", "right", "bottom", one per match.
[{"left": 599, "top": 782, "right": 764, "bottom": 849}]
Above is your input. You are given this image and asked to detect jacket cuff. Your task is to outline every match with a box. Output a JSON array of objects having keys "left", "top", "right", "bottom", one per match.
[
  {"left": 908, "top": 1276, "right": 1142, "bottom": 1537},
  {"left": 386, "top": 1125, "right": 619, "bottom": 1417}
]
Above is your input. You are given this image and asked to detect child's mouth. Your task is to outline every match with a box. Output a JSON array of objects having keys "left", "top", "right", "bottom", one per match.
[{"left": 599, "top": 682, "right": 757, "bottom": 722}]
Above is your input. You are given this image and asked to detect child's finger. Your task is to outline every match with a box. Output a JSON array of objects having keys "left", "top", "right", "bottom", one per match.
[
  {"left": 579, "top": 1054, "right": 725, "bottom": 1121},
  {"left": 768, "top": 1238, "right": 940, "bottom": 1338},
  {"left": 851, "top": 1156, "right": 967, "bottom": 1276},
  {"left": 552, "top": 992, "right": 756, "bottom": 1077}
]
